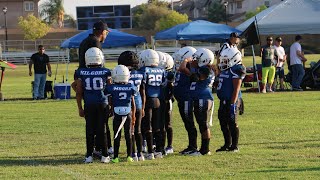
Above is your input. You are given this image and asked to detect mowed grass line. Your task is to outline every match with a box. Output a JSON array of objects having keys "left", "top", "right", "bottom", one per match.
[{"left": 0, "top": 55, "right": 320, "bottom": 179}]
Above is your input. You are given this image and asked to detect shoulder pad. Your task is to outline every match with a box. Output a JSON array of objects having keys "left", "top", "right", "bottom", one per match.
[{"left": 231, "top": 64, "right": 246, "bottom": 78}]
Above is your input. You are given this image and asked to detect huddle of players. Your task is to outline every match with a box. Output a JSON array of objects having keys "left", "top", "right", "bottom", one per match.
[{"left": 75, "top": 45, "right": 245, "bottom": 163}]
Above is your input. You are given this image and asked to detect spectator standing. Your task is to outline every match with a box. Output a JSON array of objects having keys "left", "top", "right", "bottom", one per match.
[
  {"left": 273, "top": 37, "right": 287, "bottom": 90},
  {"left": 29, "top": 45, "right": 52, "bottom": 100},
  {"left": 290, "top": 35, "right": 307, "bottom": 91},
  {"left": 260, "top": 36, "right": 278, "bottom": 93}
]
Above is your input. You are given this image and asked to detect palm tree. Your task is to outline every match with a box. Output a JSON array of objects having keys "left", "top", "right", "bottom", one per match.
[{"left": 39, "top": 0, "right": 65, "bottom": 28}]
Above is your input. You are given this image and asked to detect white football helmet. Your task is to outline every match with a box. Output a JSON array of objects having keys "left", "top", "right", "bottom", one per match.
[
  {"left": 193, "top": 48, "right": 215, "bottom": 67},
  {"left": 137, "top": 50, "right": 146, "bottom": 68},
  {"left": 164, "top": 53, "right": 174, "bottom": 70},
  {"left": 112, "top": 65, "right": 130, "bottom": 83},
  {"left": 143, "top": 49, "right": 159, "bottom": 67},
  {"left": 175, "top": 46, "right": 197, "bottom": 69},
  {"left": 157, "top": 51, "right": 167, "bottom": 69},
  {"left": 85, "top": 47, "right": 104, "bottom": 67},
  {"left": 219, "top": 48, "right": 242, "bottom": 71}
]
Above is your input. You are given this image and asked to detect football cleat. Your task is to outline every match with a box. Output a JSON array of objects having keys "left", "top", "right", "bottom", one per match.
[
  {"left": 108, "top": 147, "right": 114, "bottom": 154},
  {"left": 216, "top": 146, "right": 230, "bottom": 152},
  {"left": 93, "top": 149, "right": 102, "bottom": 159},
  {"left": 228, "top": 146, "right": 239, "bottom": 153},
  {"left": 165, "top": 147, "right": 174, "bottom": 154},
  {"left": 179, "top": 147, "right": 197, "bottom": 155},
  {"left": 138, "top": 153, "right": 145, "bottom": 161},
  {"left": 154, "top": 151, "right": 163, "bottom": 159},
  {"left": 127, "top": 156, "right": 134, "bottom": 162},
  {"left": 188, "top": 151, "right": 202, "bottom": 156},
  {"left": 101, "top": 156, "right": 111, "bottom": 163},
  {"left": 111, "top": 157, "right": 120, "bottom": 163},
  {"left": 84, "top": 156, "right": 93, "bottom": 163},
  {"left": 132, "top": 153, "right": 138, "bottom": 162},
  {"left": 145, "top": 153, "right": 155, "bottom": 160}
]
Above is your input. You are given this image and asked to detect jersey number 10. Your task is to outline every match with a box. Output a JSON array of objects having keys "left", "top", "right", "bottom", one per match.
[{"left": 85, "top": 77, "right": 103, "bottom": 90}]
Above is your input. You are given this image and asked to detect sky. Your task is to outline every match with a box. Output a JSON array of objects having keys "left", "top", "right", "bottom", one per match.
[{"left": 39, "top": 0, "right": 178, "bottom": 19}]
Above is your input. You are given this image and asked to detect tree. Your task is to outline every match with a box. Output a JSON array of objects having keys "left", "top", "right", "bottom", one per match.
[
  {"left": 207, "top": 1, "right": 225, "bottom": 23},
  {"left": 155, "top": 11, "right": 189, "bottom": 31},
  {"left": 245, "top": 5, "right": 268, "bottom": 20},
  {"left": 132, "top": 1, "right": 171, "bottom": 30},
  {"left": 138, "top": 4, "right": 171, "bottom": 30},
  {"left": 39, "top": 0, "right": 65, "bottom": 28},
  {"left": 18, "top": 14, "right": 50, "bottom": 40}
]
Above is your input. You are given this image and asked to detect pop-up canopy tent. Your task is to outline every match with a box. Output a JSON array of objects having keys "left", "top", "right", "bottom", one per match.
[
  {"left": 61, "top": 28, "right": 147, "bottom": 48},
  {"left": 237, "top": 0, "right": 320, "bottom": 35},
  {"left": 155, "top": 20, "right": 242, "bottom": 42}
]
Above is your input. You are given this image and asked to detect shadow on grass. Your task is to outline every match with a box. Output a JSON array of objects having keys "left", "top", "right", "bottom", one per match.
[
  {"left": 246, "top": 167, "right": 320, "bottom": 173},
  {"left": 0, "top": 153, "right": 83, "bottom": 166},
  {"left": 241, "top": 139, "right": 320, "bottom": 146}
]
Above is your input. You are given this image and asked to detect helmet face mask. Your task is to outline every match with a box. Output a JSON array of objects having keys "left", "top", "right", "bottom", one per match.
[
  {"left": 85, "top": 47, "right": 104, "bottom": 67},
  {"left": 218, "top": 48, "right": 242, "bottom": 71},
  {"left": 112, "top": 65, "right": 130, "bottom": 83}
]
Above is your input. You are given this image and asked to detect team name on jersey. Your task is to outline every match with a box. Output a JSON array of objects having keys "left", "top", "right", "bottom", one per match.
[
  {"left": 219, "top": 74, "right": 230, "bottom": 78},
  {"left": 130, "top": 74, "right": 143, "bottom": 78},
  {"left": 147, "top": 69, "right": 163, "bottom": 73},
  {"left": 113, "top": 86, "right": 133, "bottom": 91},
  {"left": 80, "top": 70, "right": 109, "bottom": 76}
]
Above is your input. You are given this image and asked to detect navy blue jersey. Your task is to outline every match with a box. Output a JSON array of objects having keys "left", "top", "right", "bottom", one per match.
[
  {"left": 129, "top": 70, "right": 144, "bottom": 109},
  {"left": 190, "top": 68, "right": 215, "bottom": 101},
  {"left": 163, "top": 71, "right": 175, "bottom": 101},
  {"left": 76, "top": 67, "right": 111, "bottom": 105},
  {"left": 142, "top": 67, "right": 165, "bottom": 98},
  {"left": 105, "top": 83, "right": 136, "bottom": 108},
  {"left": 217, "top": 64, "right": 246, "bottom": 101},
  {"left": 173, "top": 67, "right": 197, "bottom": 101}
]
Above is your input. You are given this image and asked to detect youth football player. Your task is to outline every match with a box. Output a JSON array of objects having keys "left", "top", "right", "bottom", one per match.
[
  {"left": 216, "top": 48, "right": 246, "bottom": 152},
  {"left": 75, "top": 47, "right": 111, "bottom": 163},
  {"left": 118, "top": 51, "right": 145, "bottom": 161},
  {"left": 105, "top": 65, "right": 136, "bottom": 163}
]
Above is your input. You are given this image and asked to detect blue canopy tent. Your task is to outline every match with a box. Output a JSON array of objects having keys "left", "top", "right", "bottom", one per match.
[
  {"left": 61, "top": 28, "right": 147, "bottom": 48},
  {"left": 154, "top": 20, "right": 242, "bottom": 42}
]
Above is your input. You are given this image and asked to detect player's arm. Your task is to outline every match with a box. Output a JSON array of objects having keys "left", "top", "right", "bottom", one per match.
[
  {"left": 131, "top": 96, "right": 136, "bottom": 127},
  {"left": 47, "top": 62, "right": 52, "bottom": 77},
  {"left": 140, "top": 83, "right": 146, "bottom": 117},
  {"left": 296, "top": 50, "right": 307, "bottom": 62},
  {"left": 178, "top": 57, "right": 192, "bottom": 76},
  {"left": 75, "top": 79, "right": 85, "bottom": 117},
  {"left": 231, "top": 78, "right": 242, "bottom": 104}
]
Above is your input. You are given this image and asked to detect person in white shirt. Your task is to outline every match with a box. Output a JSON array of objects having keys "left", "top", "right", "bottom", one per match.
[
  {"left": 273, "top": 37, "right": 287, "bottom": 90},
  {"left": 289, "top": 35, "right": 307, "bottom": 91}
]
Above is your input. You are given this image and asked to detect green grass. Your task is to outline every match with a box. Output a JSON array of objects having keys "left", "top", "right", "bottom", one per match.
[{"left": 0, "top": 56, "right": 320, "bottom": 179}]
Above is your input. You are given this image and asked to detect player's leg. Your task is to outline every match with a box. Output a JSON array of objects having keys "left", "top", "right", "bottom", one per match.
[
  {"left": 83, "top": 105, "right": 96, "bottom": 163},
  {"left": 153, "top": 105, "right": 164, "bottom": 158},
  {"left": 216, "top": 101, "right": 231, "bottom": 152},
  {"left": 178, "top": 100, "right": 197, "bottom": 154},
  {"left": 165, "top": 100, "right": 173, "bottom": 154},
  {"left": 227, "top": 101, "right": 240, "bottom": 152},
  {"left": 112, "top": 114, "right": 122, "bottom": 162},
  {"left": 143, "top": 100, "right": 154, "bottom": 159},
  {"left": 38, "top": 74, "right": 46, "bottom": 99},
  {"left": 133, "top": 109, "right": 144, "bottom": 160},
  {"left": 193, "top": 99, "right": 212, "bottom": 155},
  {"left": 96, "top": 104, "right": 110, "bottom": 163},
  {"left": 124, "top": 113, "right": 133, "bottom": 162},
  {"left": 268, "top": 66, "right": 276, "bottom": 92}
]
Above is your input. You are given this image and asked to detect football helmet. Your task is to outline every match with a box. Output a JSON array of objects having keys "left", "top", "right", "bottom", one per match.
[
  {"left": 193, "top": 48, "right": 215, "bottom": 67},
  {"left": 118, "top": 51, "right": 139, "bottom": 69},
  {"left": 112, "top": 65, "right": 130, "bottom": 83},
  {"left": 175, "top": 46, "right": 196, "bottom": 69},
  {"left": 85, "top": 47, "right": 104, "bottom": 67},
  {"left": 137, "top": 50, "right": 146, "bottom": 68},
  {"left": 157, "top": 51, "right": 167, "bottom": 69},
  {"left": 164, "top": 53, "right": 174, "bottom": 70},
  {"left": 143, "top": 49, "right": 159, "bottom": 67},
  {"left": 219, "top": 48, "right": 242, "bottom": 71}
]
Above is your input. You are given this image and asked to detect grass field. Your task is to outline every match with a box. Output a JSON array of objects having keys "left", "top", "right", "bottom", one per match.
[{"left": 0, "top": 55, "right": 319, "bottom": 179}]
